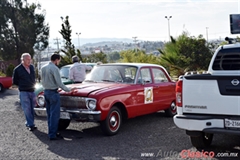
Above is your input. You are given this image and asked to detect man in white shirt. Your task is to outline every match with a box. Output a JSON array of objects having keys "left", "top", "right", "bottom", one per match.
[{"left": 69, "top": 55, "right": 92, "bottom": 83}]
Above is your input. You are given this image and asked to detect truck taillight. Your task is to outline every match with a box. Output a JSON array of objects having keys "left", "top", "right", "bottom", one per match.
[{"left": 176, "top": 80, "right": 182, "bottom": 107}]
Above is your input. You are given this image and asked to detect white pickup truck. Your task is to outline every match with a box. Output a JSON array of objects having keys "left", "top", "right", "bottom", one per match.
[{"left": 173, "top": 38, "right": 240, "bottom": 148}]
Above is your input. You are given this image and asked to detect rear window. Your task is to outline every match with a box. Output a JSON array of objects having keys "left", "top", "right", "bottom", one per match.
[{"left": 212, "top": 48, "right": 240, "bottom": 70}]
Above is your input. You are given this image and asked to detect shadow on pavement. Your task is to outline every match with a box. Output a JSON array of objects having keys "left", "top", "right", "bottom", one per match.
[{"left": 0, "top": 88, "right": 19, "bottom": 98}]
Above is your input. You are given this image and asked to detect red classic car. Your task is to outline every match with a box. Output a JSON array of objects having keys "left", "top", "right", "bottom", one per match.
[
  {"left": 35, "top": 63, "right": 176, "bottom": 135},
  {"left": 0, "top": 76, "right": 12, "bottom": 92}
]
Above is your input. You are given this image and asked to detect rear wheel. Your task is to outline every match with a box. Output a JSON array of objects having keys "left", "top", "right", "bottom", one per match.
[
  {"left": 100, "top": 106, "right": 122, "bottom": 136},
  {"left": 164, "top": 101, "right": 177, "bottom": 117},
  {"left": 190, "top": 132, "right": 213, "bottom": 148},
  {"left": 58, "top": 119, "right": 71, "bottom": 131}
]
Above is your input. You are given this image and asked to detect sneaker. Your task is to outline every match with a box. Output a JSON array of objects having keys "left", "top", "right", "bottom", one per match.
[
  {"left": 50, "top": 133, "right": 64, "bottom": 140},
  {"left": 27, "top": 126, "right": 37, "bottom": 131}
]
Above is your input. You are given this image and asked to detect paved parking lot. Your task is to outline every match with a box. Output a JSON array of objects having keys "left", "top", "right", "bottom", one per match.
[{"left": 0, "top": 88, "right": 239, "bottom": 159}]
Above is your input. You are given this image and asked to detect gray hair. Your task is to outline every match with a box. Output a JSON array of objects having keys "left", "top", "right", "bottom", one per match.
[
  {"left": 21, "top": 53, "right": 31, "bottom": 61},
  {"left": 97, "top": 61, "right": 103, "bottom": 65},
  {"left": 72, "top": 55, "right": 79, "bottom": 63}
]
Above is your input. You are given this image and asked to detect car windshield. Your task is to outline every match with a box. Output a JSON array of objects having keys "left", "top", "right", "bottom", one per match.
[
  {"left": 85, "top": 65, "right": 137, "bottom": 84},
  {"left": 60, "top": 66, "right": 70, "bottom": 79}
]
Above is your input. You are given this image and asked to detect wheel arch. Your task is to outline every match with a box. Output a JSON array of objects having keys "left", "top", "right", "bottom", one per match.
[{"left": 112, "top": 102, "right": 128, "bottom": 120}]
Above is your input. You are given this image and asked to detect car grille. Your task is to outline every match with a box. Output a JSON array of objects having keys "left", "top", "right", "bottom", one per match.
[{"left": 60, "top": 96, "right": 87, "bottom": 109}]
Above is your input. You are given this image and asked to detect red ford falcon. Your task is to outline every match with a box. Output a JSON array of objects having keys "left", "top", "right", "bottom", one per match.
[{"left": 35, "top": 63, "right": 176, "bottom": 136}]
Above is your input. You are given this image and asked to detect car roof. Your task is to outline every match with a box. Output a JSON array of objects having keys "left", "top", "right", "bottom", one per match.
[
  {"left": 100, "top": 63, "right": 163, "bottom": 68},
  {"left": 62, "top": 63, "right": 96, "bottom": 68}
]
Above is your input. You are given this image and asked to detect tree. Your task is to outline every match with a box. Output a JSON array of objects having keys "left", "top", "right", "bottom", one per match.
[
  {"left": 59, "top": 16, "right": 82, "bottom": 67},
  {"left": 107, "top": 51, "right": 120, "bottom": 62},
  {"left": 119, "top": 49, "right": 159, "bottom": 64},
  {"left": 159, "top": 32, "right": 212, "bottom": 76},
  {"left": 83, "top": 51, "right": 107, "bottom": 63},
  {"left": 0, "top": 0, "right": 49, "bottom": 63}
]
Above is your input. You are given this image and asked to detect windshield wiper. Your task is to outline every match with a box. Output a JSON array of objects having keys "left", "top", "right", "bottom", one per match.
[
  {"left": 61, "top": 76, "right": 68, "bottom": 79},
  {"left": 101, "top": 79, "right": 115, "bottom": 82},
  {"left": 85, "top": 80, "right": 97, "bottom": 82}
]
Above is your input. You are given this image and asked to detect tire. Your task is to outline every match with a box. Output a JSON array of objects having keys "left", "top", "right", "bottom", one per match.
[
  {"left": 164, "top": 101, "right": 177, "bottom": 117},
  {"left": 100, "top": 106, "right": 122, "bottom": 136},
  {"left": 0, "top": 84, "right": 3, "bottom": 92},
  {"left": 58, "top": 119, "right": 71, "bottom": 131},
  {"left": 190, "top": 132, "right": 213, "bottom": 148}
]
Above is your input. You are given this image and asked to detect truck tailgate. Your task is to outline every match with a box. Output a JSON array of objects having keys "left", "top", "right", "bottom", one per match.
[{"left": 182, "top": 76, "right": 240, "bottom": 115}]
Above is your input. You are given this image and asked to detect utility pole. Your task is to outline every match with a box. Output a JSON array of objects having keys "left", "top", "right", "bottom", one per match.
[
  {"left": 132, "top": 36, "right": 138, "bottom": 49},
  {"left": 76, "top": 32, "right": 81, "bottom": 50},
  {"left": 47, "top": 45, "right": 51, "bottom": 59},
  {"left": 206, "top": 27, "right": 209, "bottom": 42},
  {"left": 165, "top": 16, "right": 172, "bottom": 41},
  {"left": 53, "top": 37, "right": 61, "bottom": 51}
]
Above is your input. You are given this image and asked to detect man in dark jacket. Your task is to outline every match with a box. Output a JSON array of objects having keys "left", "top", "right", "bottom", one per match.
[{"left": 12, "top": 53, "right": 37, "bottom": 131}]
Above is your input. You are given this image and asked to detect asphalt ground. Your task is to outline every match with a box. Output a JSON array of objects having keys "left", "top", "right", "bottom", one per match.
[{"left": 0, "top": 88, "right": 239, "bottom": 160}]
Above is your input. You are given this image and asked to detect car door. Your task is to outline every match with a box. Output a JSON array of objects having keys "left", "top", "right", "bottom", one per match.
[
  {"left": 152, "top": 67, "right": 175, "bottom": 110},
  {"left": 133, "top": 67, "right": 156, "bottom": 116}
]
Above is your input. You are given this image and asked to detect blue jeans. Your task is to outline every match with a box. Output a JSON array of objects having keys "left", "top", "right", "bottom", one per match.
[
  {"left": 44, "top": 90, "right": 60, "bottom": 139},
  {"left": 20, "top": 91, "right": 36, "bottom": 127}
]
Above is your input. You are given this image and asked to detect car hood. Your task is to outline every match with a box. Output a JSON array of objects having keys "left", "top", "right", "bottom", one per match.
[{"left": 59, "top": 82, "right": 131, "bottom": 97}]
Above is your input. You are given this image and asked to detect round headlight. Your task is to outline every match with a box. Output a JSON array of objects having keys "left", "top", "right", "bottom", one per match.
[
  {"left": 87, "top": 100, "right": 96, "bottom": 110},
  {"left": 37, "top": 95, "right": 45, "bottom": 107}
]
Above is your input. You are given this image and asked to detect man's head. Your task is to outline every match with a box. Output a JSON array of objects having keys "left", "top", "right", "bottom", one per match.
[
  {"left": 51, "top": 53, "right": 61, "bottom": 65},
  {"left": 21, "top": 53, "right": 31, "bottom": 67},
  {"left": 72, "top": 55, "right": 79, "bottom": 63}
]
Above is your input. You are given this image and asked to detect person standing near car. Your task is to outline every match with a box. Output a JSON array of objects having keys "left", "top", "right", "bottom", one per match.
[
  {"left": 69, "top": 55, "right": 92, "bottom": 83},
  {"left": 12, "top": 53, "right": 37, "bottom": 131},
  {"left": 41, "top": 53, "right": 75, "bottom": 140}
]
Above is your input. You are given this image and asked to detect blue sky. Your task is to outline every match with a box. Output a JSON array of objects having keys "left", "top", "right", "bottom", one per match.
[{"left": 27, "top": 0, "right": 239, "bottom": 44}]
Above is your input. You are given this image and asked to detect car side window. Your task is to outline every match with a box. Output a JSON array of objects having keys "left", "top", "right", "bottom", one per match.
[
  {"left": 152, "top": 68, "right": 169, "bottom": 83},
  {"left": 137, "top": 68, "right": 152, "bottom": 84}
]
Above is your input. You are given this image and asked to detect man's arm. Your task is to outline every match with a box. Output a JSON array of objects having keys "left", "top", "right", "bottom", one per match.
[
  {"left": 12, "top": 68, "right": 19, "bottom": 86},
  {"left": 53, "top": 68, "right": 71, "bottom": 92},
  {"left": 85, "top": 65, "right": 92, "bottom": 70}
]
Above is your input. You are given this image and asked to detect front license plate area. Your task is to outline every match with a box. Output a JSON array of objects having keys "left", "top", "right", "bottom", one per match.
[
  {"left": 60, "top": 112, "right": 70, "bottom": 119},
  {"left": 225, "top": 119, "right": 240, "bottom": 129}
]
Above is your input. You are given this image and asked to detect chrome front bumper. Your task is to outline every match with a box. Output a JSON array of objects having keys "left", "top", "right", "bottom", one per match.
[{"left": 34, "top": 107, "right": 101, "bottom": 121}]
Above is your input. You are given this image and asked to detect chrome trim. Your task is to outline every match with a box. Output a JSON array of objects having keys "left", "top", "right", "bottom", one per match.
[
  {"left": 64, "top": 109, "right": 101, "bottom": 114},
  {"left": 34, "top": 107, "right": 101, "bottom": 115},
  {"left": 34, "top": 107, "right": 46, "bottom": 111},
  {"left": 231, "top": 79, "right": 239, "bottom": 86}
]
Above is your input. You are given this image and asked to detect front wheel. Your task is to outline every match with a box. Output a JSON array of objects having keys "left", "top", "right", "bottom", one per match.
[
  {"left": 58, "top": 119, "right": 71, "bottom": 131},
  {"left": 100, "top": 106, "right": 122, "bottom": 136},
  {"left": 164, "top": 101, "right": 177, "bottom": 117},
  {"left": 190, "top": 132, "right": 213, "bottom": 148}
]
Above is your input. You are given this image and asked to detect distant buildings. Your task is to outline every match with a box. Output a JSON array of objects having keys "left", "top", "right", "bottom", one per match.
[{"left": 35, "top": 40, "right": 165, "bottom": 62}]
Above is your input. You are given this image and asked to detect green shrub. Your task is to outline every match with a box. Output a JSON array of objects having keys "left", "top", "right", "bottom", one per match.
[
  {"left": 0, "top": 71, "right": 6, "bottom": 76},
  {"left": 6, "top": 64, "right": 15, "bottom": 77}
]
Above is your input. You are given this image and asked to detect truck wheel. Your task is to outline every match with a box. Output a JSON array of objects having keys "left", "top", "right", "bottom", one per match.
[
  {"left": 100, "top": 106, "right": 122, "bottom": 136},
  {"left": 58, "top": 119, "right": 71, "bottom": 131},
  {"left": 190, "top": 132, "right": 213, "bottom": 148},
  {"left": 164, "top": 101, "right": 177, "bottom": 117}
]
